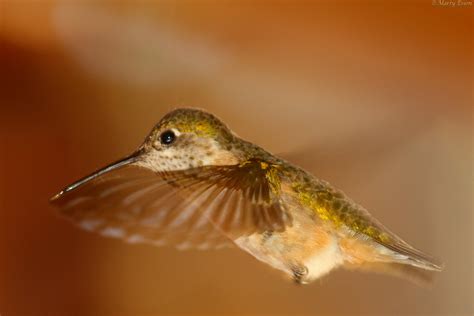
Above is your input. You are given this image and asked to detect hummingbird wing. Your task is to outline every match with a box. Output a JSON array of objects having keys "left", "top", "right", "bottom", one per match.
[
  {"left": 158, "top": 158, "right": 292, "bottom": 236},
  {"left": 51, "top": 156, "right": 291, "bottom": 249},
  {"left": 51, "top": 161, "right": 232, "bottom": 250}
]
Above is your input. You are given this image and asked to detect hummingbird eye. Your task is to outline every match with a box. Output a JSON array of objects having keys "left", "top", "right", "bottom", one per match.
[{"left": 160, "top": 130, "right": 176, "bottom": 145}]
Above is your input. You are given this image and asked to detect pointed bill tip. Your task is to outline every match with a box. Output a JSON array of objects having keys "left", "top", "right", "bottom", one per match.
[
  {"left": 50, "top": 191, "right": 65, "bottom": 203},
  {"left": 49, "top": 152, "right": 142, "bottom": 205}
]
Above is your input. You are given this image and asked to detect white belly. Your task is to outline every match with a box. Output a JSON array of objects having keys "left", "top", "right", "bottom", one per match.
[
  {"left": 234, "top": 232, "right": 343, "bottom": 283},
  {"left": 304, "top": 236, "right": 343, "bottom": 281}
]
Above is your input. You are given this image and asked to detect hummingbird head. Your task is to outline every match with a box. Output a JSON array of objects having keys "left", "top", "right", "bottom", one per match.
[
  {"left": 136, "top": 108, "right": 241, "bottom": 172},
  {"left": 50, "top": 108, "right": 246, "bottom": 202}
]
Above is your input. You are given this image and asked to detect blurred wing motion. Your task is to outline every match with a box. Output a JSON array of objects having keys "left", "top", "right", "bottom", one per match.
[{"left": 50, "top": 154, "right": 291, "bottom": 250}]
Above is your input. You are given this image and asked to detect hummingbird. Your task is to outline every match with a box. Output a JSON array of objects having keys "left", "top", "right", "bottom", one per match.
[{"left": 51, "top": 108, "right": 443, "bottom": 285}]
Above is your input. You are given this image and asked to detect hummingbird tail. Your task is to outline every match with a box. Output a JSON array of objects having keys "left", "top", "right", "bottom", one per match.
[
  {"left": 340, "top": 237, "right": 443, "bottom": 286},
  {"left": 344, "top": 261, "right": 439, "bottom": 287}
]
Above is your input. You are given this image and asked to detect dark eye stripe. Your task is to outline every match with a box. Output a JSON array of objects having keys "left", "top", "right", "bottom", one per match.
[{"left": 160, "top": 130, "right": 176, "bottom": 145}]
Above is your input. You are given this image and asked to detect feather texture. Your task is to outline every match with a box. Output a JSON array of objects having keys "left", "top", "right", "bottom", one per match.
[{"left": 51, "top": 157, "right": 292, "bottom": 249}]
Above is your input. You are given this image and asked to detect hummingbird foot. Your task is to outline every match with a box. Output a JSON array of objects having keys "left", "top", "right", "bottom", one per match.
[
  {"left": 262, "top": 230, "right": 274, "bottom": 242},
  {"left": 291, "top": 264, "right": 309, "bottom": 285}
]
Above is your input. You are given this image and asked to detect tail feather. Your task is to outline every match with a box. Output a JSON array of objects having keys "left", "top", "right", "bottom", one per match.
[
  {"left": 381, "top": 240, "right": 444, "bottom": 272},
  {"left": 340, "top": 236, "right": 443, "bottom": 286},
  {"left": 344, "top": 261, "right": 439, "bottom": 287}
]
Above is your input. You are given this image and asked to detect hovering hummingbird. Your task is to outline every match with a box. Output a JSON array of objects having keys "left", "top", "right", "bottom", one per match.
[{"left": 51, "top": 108, "right": 442, "bottom": 284}]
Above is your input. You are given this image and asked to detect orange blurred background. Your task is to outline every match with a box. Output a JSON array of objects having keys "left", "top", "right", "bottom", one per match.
[{"left": 0, "top": 1, "right": 472, "bottom": 315}]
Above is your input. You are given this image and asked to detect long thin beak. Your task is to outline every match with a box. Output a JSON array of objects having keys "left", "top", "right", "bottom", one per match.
[{"left": 50, "top": 149, "right": 143, "bottom": 202}]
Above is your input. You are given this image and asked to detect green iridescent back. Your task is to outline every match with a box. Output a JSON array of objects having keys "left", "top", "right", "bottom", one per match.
[{"left": 283, "top": 165, "right": 391, "bottom": 243}]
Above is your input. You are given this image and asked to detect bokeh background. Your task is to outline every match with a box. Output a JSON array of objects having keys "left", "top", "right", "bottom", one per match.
[{"left": 0, "top": 1, "right": 472, "bottom": 315}]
